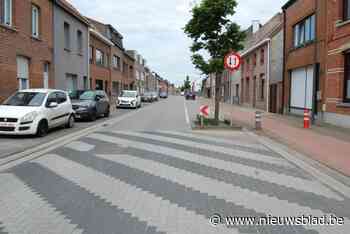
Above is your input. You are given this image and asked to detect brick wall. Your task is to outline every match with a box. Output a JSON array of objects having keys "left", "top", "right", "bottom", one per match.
[
  {"left": 89, "top": 33, "right": 111, "bottom": 94},
  {"left": 325, "top": 0, "right": 350, "bottom": 117},
  {"left": 0, "top": 0, "right": 53, "bottom": 102}
]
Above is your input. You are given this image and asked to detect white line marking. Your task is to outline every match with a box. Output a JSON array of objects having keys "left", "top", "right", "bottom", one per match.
[
  {"left": 0, "top": 174, "right": 82, "bottom": 234},
  {"left": 35, "top": 155, "right": 238, "bottom": 234},
  {"left": 95, "top": 154, "right": 350, "bottom": 234},
  {"left": 65, "top": 141, "right": 95, "bottom": 152},
  {"left": 88, "top": 133, "right": 291, "bottom": 168},
  {"left": 184, "top": 100, "right": 190, "bottom": 125},
  {"left": 104, "top": 131, "right": 342, "bottom": 200}
]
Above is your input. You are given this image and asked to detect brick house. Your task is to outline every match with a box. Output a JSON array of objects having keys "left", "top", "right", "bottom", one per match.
[
  {"left": 127, "top": 50, "right": 146, "bottom": 94},
  {"left": 282, "top": 0, "right": 327, "bottom": 118},
  {"left": 88, "top": 18, "right": 128, "bottom": 101},
  {"left": 0, "top": 0, "right": 53, "bottom": 102},
  {"left": 324, "top": 0, "right": 350, "bottom": 127},
  {"left": 89, "top": 26, "right": 113, "bottom": 94},
  {"left": 122, "top": 51, "right": 135, "bottom": 90},
  {"left": 240, "top": 14, "right": 284, "bottom": 113}
]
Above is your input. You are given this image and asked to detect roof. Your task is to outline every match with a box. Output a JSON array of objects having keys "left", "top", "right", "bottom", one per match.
[
  {"left": 55, "top": 0, "right": 90, "bottom": 26},
  {"left": 282, "top": 0, "right": 298, "bottom": 10},
  {"left": 89, "top": 28, "right": 114, "bottom": 46}
]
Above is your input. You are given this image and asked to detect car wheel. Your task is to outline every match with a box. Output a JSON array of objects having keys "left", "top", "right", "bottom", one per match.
[
  {"left": 36, "top": 120, "right": 49, "bottom": 137},
  {"left": 104, "top": 106, "right": 110, "bottom": 117},
  {"left": 90, "top": 111, "right": 97, "bottom": 121},
  {"left": 66, "top": 115, "right": 75, "bottom": 128}
]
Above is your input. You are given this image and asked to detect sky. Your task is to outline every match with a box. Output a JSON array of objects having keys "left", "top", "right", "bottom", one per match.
[{"left": 68, "top": 0, "right": 286, "bottom": 87}]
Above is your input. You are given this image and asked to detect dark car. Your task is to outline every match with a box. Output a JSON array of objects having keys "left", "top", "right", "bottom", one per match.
[
  {"left": 72, "top": 90, "right": 110, "bottom": 121},
  {"left": 185, "top": 91, "right": 196, "bottom": 100},
  {"left": 68, "top": 90, "right": 86, "bottom": 100},
  {"left": 141, "top": 92, "right": 154, "bottom": 102},
  {"left": 159, "top": 92, "right": 168, "bottom": 98}
]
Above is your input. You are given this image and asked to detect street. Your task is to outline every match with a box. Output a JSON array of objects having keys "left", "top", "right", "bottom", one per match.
[{"left": 0, "top": 96, "right": 349, "bottom": 234}]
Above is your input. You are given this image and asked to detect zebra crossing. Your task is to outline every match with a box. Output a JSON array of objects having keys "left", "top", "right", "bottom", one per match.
[{"left": 0, "top": 130, "right": 349, "bottom": 234}]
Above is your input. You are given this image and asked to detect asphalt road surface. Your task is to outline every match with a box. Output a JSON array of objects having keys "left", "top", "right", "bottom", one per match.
[{"left": 0, "top": 96, "right": 349, "bottom": 234}]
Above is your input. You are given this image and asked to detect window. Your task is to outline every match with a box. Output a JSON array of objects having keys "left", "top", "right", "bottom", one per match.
[
  {"left": 260, "top": 49, "right": 265, "bottom": 65},
  {"left": 0, "top": 0, "right": 12, "bottom": 26},
  {"left": 344, "top": 53, "right": 350, "bottom": 102},
  {"left": 17, "top": 56, "right": 29, "bottom": 90},
  {"left": 105, "top": 53, "right": 110, "bottom": 67},
  {"left": 344, "top": 0, "right": 350, "bottom": 21},
  {"left": 246, "top": 58, "right": 250, "bottom": 71},
  {"left": 253, "top": 53, "right": 257, "bottom": 66},
  {"left": 235, "top": 84, "right": 239, "bottom": 97},
  {"left": 65, "top": 74, "right": 77, "bottom": 91},
  {"left": 56, "top": 92, "right": 67, "bottom": 104},
  {"left": 64, "top": 22, "right": 71, "bottom": 50},
  {"left": 77, "top": 30, "right": 83, "bottom": 54},
  {"left": 112, "top": 55, "right": 121, "bottom": 69},
  {"left": 83, "top": 76, "right": 88, "bottom": 89},
  {"left": 96, "top": 49, "right": 104, "bottom": 65},
  {"left": 31, "top": 5, "right": 39, "bottom": 38},
  {"left": 293, "top": 14, "right": 315, "bottom": 48},
  {"left": 89, "top": 46, "right": 93, "bottom": 63},
  {"left": 260, "top": 75, "right": 265, "bottom": 100}
]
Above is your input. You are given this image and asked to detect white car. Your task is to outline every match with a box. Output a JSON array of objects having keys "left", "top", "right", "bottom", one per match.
[
  {"left": 116, "top": 90, "right": 142, "bottom": 109},
  {"left": 0, "top": 89, "right": 75, "bottom": 137}
]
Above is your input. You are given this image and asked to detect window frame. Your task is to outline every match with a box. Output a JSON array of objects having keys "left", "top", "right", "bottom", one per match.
[
  {"left": 31, "top": 4, "right": 40, "bottom": 38},
  {"left": 344, "top": 0, "right": 350, "bottom": 21},
  {"left": 344, "top": 52, "right": 350, "bottom": 103},
  {"left": 77, "top": 30, "right": 83, "bottom": 54},
  {"left": 64, "top": 22, "right": 71, "bottom": 51},
  {"left": 95, "top": 49, "right": 104, "bottom": 66},
  {"left": 2, "top": 0, "right": 12, "bottom": 26},
  {"left": 260, "top": 48, "right": 265, "bottom": 65},
  {"left": 293, "top": 14, "right": 316, "bottom": 48}
]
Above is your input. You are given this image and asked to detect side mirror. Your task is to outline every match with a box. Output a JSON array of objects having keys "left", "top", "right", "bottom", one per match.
[
  {"left": 48, "top": 102, "right": 58, "bottom": 108},
  {"left": 95, "top": 96, "right": 101, "bottom": 101}
]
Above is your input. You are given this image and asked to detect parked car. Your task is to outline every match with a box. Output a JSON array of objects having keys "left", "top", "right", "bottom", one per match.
[
  {"left": 159, "top": 92, "right": 168, "bottom": 99},
  {"left": 116, "top": 90, "right": 142, "bottom": 109},
  {"left": 141, "top": 92, "right": 154, "bottom": 102},
  {"left": 0, "top": 89, "right": 75, "bottom": 137},
  {"left": 68, "top": 90, "right": 86, "bottom": 101},
  {"left": 72, "top": 90, "right": 110, "bottom": 121},
  {"left": 151, "top": 92, "right": 159, "bottom": 101},
  {"left": 181, "top": 91, "right": 185, "bottom": 96},
  {"left": 185, "top": 91, "right": 196, "bottom": 100}
]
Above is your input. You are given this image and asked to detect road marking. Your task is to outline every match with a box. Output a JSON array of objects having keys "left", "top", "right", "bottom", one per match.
[
  {"left": 35, "top": 154, "right": 238, "bottom": 234},
  {"left": 88, "top": 133, "right": 291, "bottom": 168},
  {"left": 184, "top": 100, "right": 190, "bottom": 125},
  {"left": 95, "top": 153, "right": 350, "bottom": 234},
  {"left": 158, "top": 130, "right": 267, "bottom": 150},
  {"left": 249, "top": 131, "right": 350, "bottom": 200},
  {"left": 0, "top": 173, "right": 82, "bottom": 234},
  {"left": 96, "top": 131, "right": 342, "bottom": 200},
  {"left": 65, "top": 141, "right": 95, "bottom": 152}
]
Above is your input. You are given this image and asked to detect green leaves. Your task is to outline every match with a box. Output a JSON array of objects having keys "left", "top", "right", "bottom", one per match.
[{"left": 184, "top": 0, "right": 245, "bottom": 75}]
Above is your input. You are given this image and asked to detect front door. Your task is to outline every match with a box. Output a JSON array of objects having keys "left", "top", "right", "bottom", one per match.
[{"left": 269, "top": 84, "right": 277, "bottom": 113}]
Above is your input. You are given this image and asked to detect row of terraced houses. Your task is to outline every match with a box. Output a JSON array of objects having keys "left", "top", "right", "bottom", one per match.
[
  {"left": 0, "top": 0, "right": 172, "bottom": 103},
  {"left": 203, "top": 0, "right": 350, "bottom": 129}
]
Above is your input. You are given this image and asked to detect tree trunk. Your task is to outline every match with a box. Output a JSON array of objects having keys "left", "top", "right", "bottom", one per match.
[{"left": 214, "top": 72, "right": 222, "bottom": 125}]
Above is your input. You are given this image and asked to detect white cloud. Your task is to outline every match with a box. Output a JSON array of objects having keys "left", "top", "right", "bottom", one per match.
[{"left": 68, "top": 0, "right": 286, "bottom": 84}]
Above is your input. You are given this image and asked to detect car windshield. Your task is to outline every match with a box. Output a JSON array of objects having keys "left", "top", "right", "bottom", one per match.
[
  {"left": 2, "top": 92, "right": 46, "bottom": 107},
  {"left": 120, "top": 91, "right": 136, "bottom": 98},
  {"left": 144, "top": 93, "right": 152, "bottom": 97},
  {"left": 79, "top": 91, "right": 96, "bottom": 100}
]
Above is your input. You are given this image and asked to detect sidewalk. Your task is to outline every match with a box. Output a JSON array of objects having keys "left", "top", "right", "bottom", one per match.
[{"left": 200, "top": 98, "right": 350, "bottom": 177}]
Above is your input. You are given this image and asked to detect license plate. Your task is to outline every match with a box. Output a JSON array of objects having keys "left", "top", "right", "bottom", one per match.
[
  {"left": 0, "top": 123, "right": 15, "bottom": 127},
  {"left": 75, "top": 115, "right": 81, "bottom": 118}
]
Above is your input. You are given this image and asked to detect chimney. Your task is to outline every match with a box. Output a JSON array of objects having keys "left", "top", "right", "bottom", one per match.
[{"left": 252, "top": 20, "right": 260, "bottom": 33}]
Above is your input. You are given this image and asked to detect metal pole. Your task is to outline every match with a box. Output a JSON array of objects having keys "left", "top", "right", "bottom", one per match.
[{"left": 255, "top": 111, "right": 262, "bottom": 130}]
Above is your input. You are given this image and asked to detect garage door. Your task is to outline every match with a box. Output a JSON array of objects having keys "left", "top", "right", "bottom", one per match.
[{"left": 290, "top": 66, "right": 314, "bottom": 110}]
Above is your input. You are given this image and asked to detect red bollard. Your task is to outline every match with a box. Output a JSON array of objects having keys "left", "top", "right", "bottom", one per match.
[{"left": 304, "top": 109, "right": 310, "bottom": 129}]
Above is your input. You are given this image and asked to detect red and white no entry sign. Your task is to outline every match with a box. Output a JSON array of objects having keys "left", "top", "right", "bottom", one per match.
[
  {"left": 200, "top": 105, "right": 209, "bottom": 117},
  {"left": 224, "top": 52, "right": 241, "bottom": 72}
]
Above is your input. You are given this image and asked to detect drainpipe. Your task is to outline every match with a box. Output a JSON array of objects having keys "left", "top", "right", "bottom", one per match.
[{"left": 282, "top": 9, "right": 286, "bottom": 114}]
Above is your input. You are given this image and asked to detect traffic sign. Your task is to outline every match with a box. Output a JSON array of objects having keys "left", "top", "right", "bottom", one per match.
[
  {"left": 200, "top": 105, "right": 209, "bottom": 117},
  {"left": 224, "top": 52, "right": 241, "bottom": 72}
]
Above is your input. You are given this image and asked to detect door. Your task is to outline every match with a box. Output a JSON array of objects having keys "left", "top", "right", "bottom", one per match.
[
  {"left": 17, "top": 56, "right": 29, "bottom": 90},
  {"left": 269, "top": 84, "right": 277, "bottom": 113},
  {"left": 46, "top": 92, "right": 60, "bottom": 127},
  {"left": 43, "top": 63, "right": 49, "bottom": 89},
  {"left": 56, "top": 91, "right": 70, "bottom": 125},
  {"left": 290, "top": 66, "right": 314, "bottom": 110},
  {"left": 66, "top": 74, "right": 78, "bottom": 91}
]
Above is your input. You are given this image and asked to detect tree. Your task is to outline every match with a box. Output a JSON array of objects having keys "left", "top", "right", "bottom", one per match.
[
  {"left": 184, "top": 75, "right": 192, "bottom": 90},
  {"left": 184, "top": 0, "right": 245, "bottom": 124}
]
